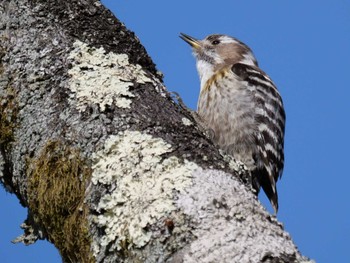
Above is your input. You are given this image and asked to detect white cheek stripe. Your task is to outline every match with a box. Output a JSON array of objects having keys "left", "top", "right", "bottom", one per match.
[{"left": 219, "top": 36, "right": 239, "bottom": 44}]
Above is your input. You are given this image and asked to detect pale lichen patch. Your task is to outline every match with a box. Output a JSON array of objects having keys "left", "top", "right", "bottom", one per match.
[
  {"left": 182, "top": 117, "right": 192, "bottom": 126},
  {"left": 220, "top": 149, "right": 248, "bottom": 175},
  {"left": 68, "top": 40, "right": 154, "bottom": 111},
  {"left": 91, "top": 131, "right": 198, "bottom": 255}
]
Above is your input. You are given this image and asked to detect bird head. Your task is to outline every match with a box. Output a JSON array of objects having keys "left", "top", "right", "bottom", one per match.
[{"left": 180, "top": 33, "right": 258, "bottom": 82}]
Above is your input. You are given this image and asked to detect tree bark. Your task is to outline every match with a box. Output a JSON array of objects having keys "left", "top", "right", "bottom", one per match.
[{"left": 0, "top": 0, "right": 313, "bottom": 262}]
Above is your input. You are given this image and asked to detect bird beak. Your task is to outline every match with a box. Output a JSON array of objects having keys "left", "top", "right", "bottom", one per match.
[{"left": 179, "top": 33, "right": 201, "bottom": 50}]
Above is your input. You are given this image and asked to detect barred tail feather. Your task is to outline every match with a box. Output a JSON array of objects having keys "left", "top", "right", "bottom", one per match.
[{"left": 252, "top": 168, "right": 279, "bottom": 214}]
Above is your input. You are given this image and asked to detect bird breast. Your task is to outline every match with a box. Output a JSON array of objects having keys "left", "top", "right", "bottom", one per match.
[{"left": 197, "top": 68, "right": 257, "bottom": 164}]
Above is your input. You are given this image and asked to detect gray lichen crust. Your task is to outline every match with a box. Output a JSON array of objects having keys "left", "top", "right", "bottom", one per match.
[{"left": 176, "top": 169, "right": 302, "bottom": 263}]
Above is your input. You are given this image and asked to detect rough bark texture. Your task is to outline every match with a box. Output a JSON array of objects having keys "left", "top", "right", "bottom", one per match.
[{"left": 0, "top": 0, "right": 313, "bottom": 262}]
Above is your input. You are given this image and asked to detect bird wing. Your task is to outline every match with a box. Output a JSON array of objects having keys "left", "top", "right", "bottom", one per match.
[{"left": 231, "top": 63, "right": 286, "bottom": 212}]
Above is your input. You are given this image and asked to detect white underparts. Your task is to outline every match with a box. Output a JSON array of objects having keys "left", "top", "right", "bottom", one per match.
[{"left": 196, "top": 60, "right": 215, "bottom": 92}]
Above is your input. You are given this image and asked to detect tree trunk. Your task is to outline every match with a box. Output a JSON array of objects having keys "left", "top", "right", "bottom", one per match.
[{"left": 0, "top": 0, "right": 313, "bottom": 262}]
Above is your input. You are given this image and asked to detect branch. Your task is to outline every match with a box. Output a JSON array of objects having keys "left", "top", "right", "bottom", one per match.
[{"left": 0, "top": 0, "right": 313, "bottom": 262}]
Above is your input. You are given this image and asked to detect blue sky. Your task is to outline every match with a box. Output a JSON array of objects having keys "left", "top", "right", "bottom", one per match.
[{"left": 1, "top": 1, "right": 349, "bottom": 262}]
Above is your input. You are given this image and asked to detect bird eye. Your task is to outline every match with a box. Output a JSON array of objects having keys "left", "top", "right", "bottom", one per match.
[{"left": 212, "top": 40, "right": 220, "bottom": 45}]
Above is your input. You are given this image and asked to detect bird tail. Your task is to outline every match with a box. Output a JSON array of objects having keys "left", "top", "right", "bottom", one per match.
[{"left": 252, "top": 169, "right": 279, "bottom": 214}]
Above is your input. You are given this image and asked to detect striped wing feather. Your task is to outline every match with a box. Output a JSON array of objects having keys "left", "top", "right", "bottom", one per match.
[{"left": 231, "top": 63, "right": 286, "bottom": 212}]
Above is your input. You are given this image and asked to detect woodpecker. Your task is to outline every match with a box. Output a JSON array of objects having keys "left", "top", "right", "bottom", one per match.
[{"left": 180, "top": 33, "right": 285, "bottom": 213}]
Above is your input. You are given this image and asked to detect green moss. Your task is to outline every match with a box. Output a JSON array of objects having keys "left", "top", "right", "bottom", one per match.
[
  {"left": 27, "top": 141, "right": 94, "bottom": 263},
  {"left": 0, "top": 42, "right": 17, "bottom": 150},
  {"left": 118, "top": 237, "right": 132, "bottom": 259},
  {"left": 0, "top": 87, "right": 18, "bottom": 147},
  {"left": 0, "top": 44, "right": 5, "bottom": 75},
  {"left": 0, "top": 52, "right": 19, "bottom": 191}
]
